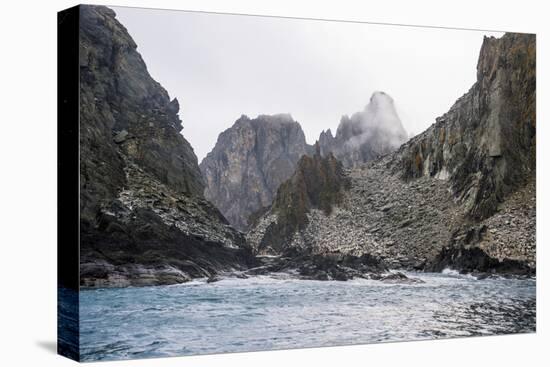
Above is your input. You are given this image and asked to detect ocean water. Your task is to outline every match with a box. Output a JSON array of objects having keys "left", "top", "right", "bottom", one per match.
[{"left": 79, "top": 272, "right": 536, "bottom": 361}]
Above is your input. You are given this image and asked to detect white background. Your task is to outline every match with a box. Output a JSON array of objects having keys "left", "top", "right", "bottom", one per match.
[{"left": 0, "top": 0, "right": 548, "bottom": 366}]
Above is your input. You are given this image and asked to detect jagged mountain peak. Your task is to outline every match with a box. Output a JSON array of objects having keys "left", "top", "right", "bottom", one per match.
[
  {"left": 356, "top": 90, "right": 406, "bottom": 142},
  {"left": 200, "top": 114, "right": 313, "bottom": 231},
  {"left": 320, "top": 91, "right": 408, "bottom": 167},
  {"left": 368, "top": 90, "right": 394, "bottom": 106}
]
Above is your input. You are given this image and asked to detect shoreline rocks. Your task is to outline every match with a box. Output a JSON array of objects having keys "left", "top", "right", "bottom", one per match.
[{"left": 427, "top": 246, "right": 534, "bottom": 276}]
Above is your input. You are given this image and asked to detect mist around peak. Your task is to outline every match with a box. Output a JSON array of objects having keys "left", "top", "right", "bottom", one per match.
[{"left": 319, "top": 91, "right": 408, "bottom": 167}]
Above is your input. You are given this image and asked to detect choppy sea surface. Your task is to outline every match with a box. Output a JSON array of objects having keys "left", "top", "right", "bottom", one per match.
[{"left": 79, "top": 271, "right": 536, "bottom": 361}]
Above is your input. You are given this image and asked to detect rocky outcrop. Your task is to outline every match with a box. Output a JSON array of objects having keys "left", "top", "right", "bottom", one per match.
[
  {"left": 318, "top": 91, "right": 408, "bottom": 168},
  {"left": 247, "top": 144, "right": 351, "bottom": 255},
  {"left": 79, "top": 6, "right": 203, "bottom": 221},
  {"left": 79, "top": 5, "right": 255, "bottom": 288},
  {"left": 392, "top": 33, "right": 536, "bottom": 273},
  {"left": 395, "top": 34, "right": 536, "bottom": 220},
  {"left": 249, "top": 33, "right": 536, "bottom": 275},
  {"left": 427, "top": 246, "right": 533, "bottom": 276},
  {"left": 200, "top": 114, "right": 313, "bottom": 230}
]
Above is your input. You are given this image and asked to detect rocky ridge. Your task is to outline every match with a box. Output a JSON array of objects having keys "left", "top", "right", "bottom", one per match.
[
  {"left": 79, "top": 5, "right": 255, "bottom": 288},
  {"left": 200, "top": 92, "right": 406, "bottom": 232}
]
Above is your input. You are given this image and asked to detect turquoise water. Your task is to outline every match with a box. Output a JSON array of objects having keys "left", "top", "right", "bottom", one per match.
[{"left": 79, "top": 272, "right": 535, "bottom": 361}]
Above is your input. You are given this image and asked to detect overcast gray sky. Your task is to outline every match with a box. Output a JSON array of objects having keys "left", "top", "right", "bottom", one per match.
[{"left": 113, "top": 6, "right": 503, "bottom": 161}]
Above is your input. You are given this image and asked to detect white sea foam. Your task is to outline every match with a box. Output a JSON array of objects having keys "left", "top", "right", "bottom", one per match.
[{"left": 441, "top": 267, "right": 460, "bottom": 276}]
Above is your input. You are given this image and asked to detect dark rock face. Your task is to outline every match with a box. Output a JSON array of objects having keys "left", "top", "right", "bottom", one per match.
[
  {"left": 200, "top": 114, "right": 313, "bottom": 231},
  {"left": 249, "top": 33, "right": 535, "bottom": 275},
  {"left": 396, "top": 33, "right": 536, "bottom": 220},
  {"left": 79, "top": 5, "right": 255, "bottom": 288},
  {"left": 319, "top": 91, "right": 408, "bottom": 168},
  {"left": 79, "top": 6, "right": 204, "bottom": 222}
]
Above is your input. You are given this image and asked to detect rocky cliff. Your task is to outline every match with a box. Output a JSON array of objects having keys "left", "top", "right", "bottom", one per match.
[
  {"left": 200, "top": 114, "right": 313, "bottom": 231},
  {"left": 249, "top": 33, "right": 536, "bottom": 275},
  {"left": 396, "top": 34, "right": 536, "bottom": 220},
  {"left": 79, "top": 5, "right": 255, "bottom": 287},
  {"left": 318, "top": 91, "right": 408, "bottom": 168}
]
